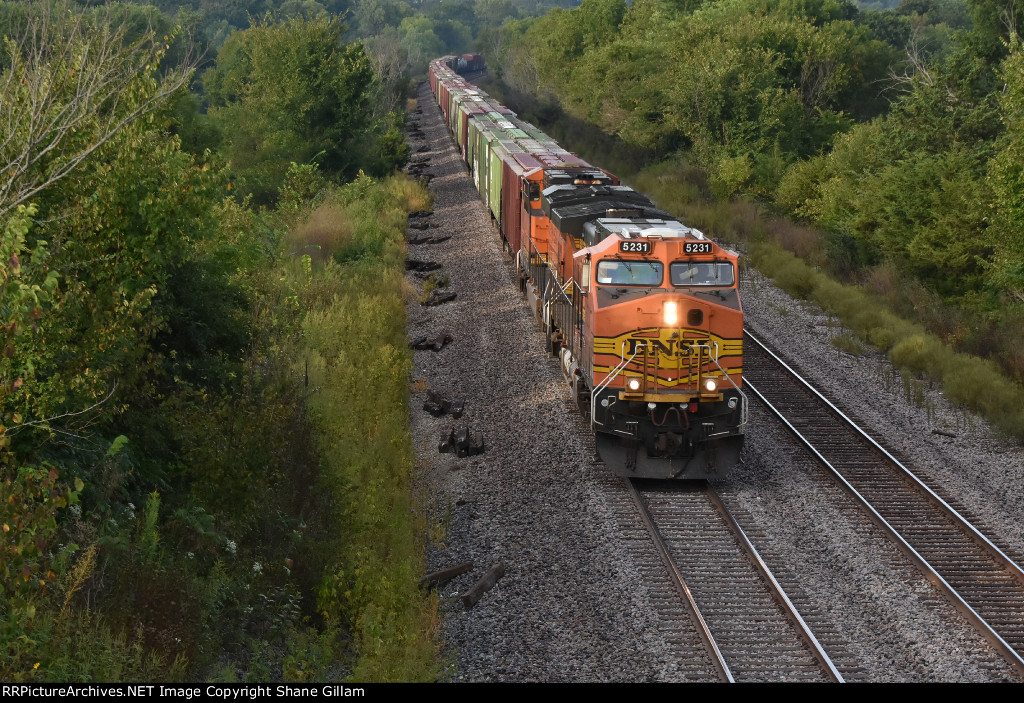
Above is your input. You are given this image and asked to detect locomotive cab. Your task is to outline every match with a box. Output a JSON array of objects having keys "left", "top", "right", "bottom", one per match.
[{"left": 568, "top": 220, "right": 747, "bottom": 479}]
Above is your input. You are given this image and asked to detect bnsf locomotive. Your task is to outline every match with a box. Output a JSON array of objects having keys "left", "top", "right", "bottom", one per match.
[{"left": 429, "top": 57, "right": 747, "bottom": 479}]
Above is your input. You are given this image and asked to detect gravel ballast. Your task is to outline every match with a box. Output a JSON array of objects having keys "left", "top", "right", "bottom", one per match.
[
  {"left": 406, "top": 79, "right": 1024, "bottom": 682},
  {"left": 405, "top": 84, "right": 712, "bottom": 682}
]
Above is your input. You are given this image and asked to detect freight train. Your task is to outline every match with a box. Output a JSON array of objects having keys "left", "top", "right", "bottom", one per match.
[{"left": 428, "top": 56, "right": 747, "bottom": 479}]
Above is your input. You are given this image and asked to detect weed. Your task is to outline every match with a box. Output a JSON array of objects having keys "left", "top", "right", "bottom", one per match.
[
  {"left": 432, "top": 501, "right": 454, "bottom": 548},
  {"left": 286, "top": 204, "right": 353, "bottom": 262},
  {"left": 419, "top": 271, "right": 450, "bottom": 303},
  {"left": 767, "top": 301, "right": 790, "bottom": 316},
  {"left": 831, "top": 334, "right": 866, "bottom": 357},
  {"left": 765, "top": 217, "right": 825, "bottom": 263},
  {"left": 401, "top": 278, "right": 419, "bottom": 305}
]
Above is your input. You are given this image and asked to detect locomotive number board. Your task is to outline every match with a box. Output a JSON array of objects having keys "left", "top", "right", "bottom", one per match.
[
  {"left": 619, "top": 241, "right": 652, "bottom": 253},
  {"left": 684, "top": 241, "right": 713, "bottom": 254}
]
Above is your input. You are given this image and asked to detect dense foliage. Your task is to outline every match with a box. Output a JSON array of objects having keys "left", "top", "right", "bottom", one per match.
[
  {"left": 202, "top": 13, "right": 409, "bottom": 202},
  {"left": 2, "top": 0, "right": 436, "bottom": 681},
  {"left": 485, "top": 0, "right": 1024, "bottom": 393}
]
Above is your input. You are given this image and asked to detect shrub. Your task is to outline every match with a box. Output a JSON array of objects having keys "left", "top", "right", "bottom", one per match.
[
  {"left": 752, "top": 244, "right": 820, "bottom": 299},
  {"left": 765, "top": 217, "right": 825, "bottom": 263},
  {"left": 890, "top": 334, "right": 943, "bottom": 377},
  {"left": 285, "top": 204, "right": 354, "bottom": 263}
]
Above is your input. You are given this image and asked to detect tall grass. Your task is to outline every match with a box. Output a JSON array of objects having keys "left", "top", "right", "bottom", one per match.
[
  {"left": 752, "top": 243, "right": 1024, "bottom": 440},
  {"left": 286, "top": 174, "right": 439, "bottom": 681}
]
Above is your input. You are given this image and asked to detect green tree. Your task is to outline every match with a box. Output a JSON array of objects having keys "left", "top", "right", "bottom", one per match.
[
  {"left": 965, "top": 0, "right": 1024, "bottom": 62},
  {"left": 988, "top": 41, "right": 1024, "bottom": 303},
  {"left": 353, "top": 0, "right": 414, "bottom": 36},
  {"left": 207, "top": 13, "right": 402, "bottom": 201},
  {"left": 0, "top": 0, "right": 195, "bottom": 220},
  {"left": 474, "top": 0, "right": 519, "bottom": 27},
  {"left": 398, "top": 15, "right": 446, "bottom": 73}
]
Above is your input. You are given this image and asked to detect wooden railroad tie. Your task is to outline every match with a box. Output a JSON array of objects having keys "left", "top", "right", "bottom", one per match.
[
  {"left": 419, "top": 561, "right": 473, "bottom": 590},
  {"left": 461, "top": 563, "right": 506, "bottom": 608}
]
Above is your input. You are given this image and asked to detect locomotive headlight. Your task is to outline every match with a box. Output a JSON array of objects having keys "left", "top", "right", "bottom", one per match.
[
  {"left": 703, "top": 377, "right": 718, "bottom": 393},
  {"left": 626, "top": 377, "right": 642, "bottom": 392},
  {"left": 663, "top": 301, "right": 679, "bottom": 327}
]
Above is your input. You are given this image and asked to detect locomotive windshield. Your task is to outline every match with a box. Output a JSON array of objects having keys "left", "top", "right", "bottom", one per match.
[
  {"left": 670, "top": 261, "right": 735, "bottom": 287},
  {"left": 596, "top": 260, "right": 663, "bottom": 286}
]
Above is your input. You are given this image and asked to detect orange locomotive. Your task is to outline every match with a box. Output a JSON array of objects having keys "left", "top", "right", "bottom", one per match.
[
  {"left": 551, "top": 218, "right": 747, "bottom": 478},
  {"left": 429, "top": 57, "right": 747, "bottom": 478}
]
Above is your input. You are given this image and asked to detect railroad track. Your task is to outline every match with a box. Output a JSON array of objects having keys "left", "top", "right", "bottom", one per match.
[
  {"left": 563, "top": 398, "right": 842, "bottom": 681},
  {"left": 625, "top": 479, "right": 844, "bottom": 682},
  {"left": 743, "top": 328, "right": 1024, "bottom": 677}
]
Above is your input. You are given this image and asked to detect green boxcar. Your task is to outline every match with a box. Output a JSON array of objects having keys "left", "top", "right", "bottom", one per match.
[
  {"left": 478, "top": 128, "right": 502, "bottom": 209},
  {"left": 468, "top": 116, "right": 493, "bottom": 190},
  {"left": 489, "top": 140, "right": 524, "bottom": 220},
  {"left": 488, "top": 142, "right": 505, "bottom": 219}
]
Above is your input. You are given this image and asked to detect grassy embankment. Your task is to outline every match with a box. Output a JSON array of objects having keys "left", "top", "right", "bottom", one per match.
[
  {"left": 296, "top": 171, "right": 440, "bottom": 683},
  {"left": 0, "top": 172, "right": 439, "bottom": 683},
  {"left": 483, "top": 81, "right": 1024, "bottom": 442},
  {"left": 278, "top": 172, "right": 440, "bottom": 681}
]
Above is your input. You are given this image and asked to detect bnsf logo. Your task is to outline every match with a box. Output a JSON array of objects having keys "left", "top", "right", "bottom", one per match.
[{"left": 624, "top": 338, "right": 704, "bottom": 357}]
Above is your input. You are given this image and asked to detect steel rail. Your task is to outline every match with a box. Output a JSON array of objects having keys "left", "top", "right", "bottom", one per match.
[
  {"left": 625, "top": 478, "right": 735, "bottom": 683},
  {"left": 744, "top": 329, "right": 1024, "bottom": 588},
  {"left": 704, "top": 490, "right": 845, "bottom": 683},
  {"left": 741, "top": 348, "right": 1024, "bottom": 675}
]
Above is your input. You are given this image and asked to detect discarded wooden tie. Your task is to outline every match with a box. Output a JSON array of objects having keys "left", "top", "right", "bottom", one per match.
[
  {"left": 422, "top": 289, "right": 457, "bottom": 306},
  {"left": 410, "top": 332, "right": 453, "bottom": 351},
  {"left": 462, "top": 563, "right": 505, "bottom": 608},
  {"left": 423, "top": 390, "right": 465, "bottom": 418},
  {"left": 419, "top": 561, "right": 473, "bottom": 590},
  {"left": 439, "top": 425, "right": 484, "bottom": 456}
]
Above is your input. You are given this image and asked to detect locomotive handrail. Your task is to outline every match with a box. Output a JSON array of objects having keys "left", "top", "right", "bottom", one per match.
[
  {"left": 591, "top": 341, "right": 642, "bottom": 430},
  {"left": 690, "top": 342, "right": 748, "bottom": 429},
  {"left": 711, "top": 356, "right": 748, "bottom": 429}
]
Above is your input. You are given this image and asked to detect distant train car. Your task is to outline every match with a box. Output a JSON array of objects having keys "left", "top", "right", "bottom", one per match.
[
  {"left": 427, "top": 57, "right": 747, "bottom": 479},
  {"left": 456, "top": 53, "right": 485, "bottom": 74}
]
